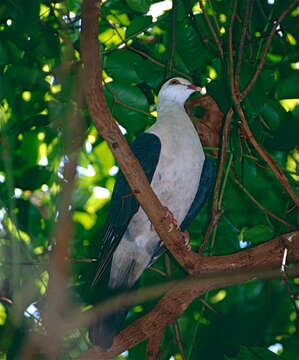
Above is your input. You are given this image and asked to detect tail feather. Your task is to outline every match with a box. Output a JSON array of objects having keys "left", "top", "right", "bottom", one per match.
[
  {"left": 89, "top": 260, "right": 137, "bottom": 348},
  {"left": 88, "top": 308, "right": 128, "bottom": 349}
]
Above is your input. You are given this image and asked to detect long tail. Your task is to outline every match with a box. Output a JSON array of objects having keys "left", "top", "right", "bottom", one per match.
[
  {"left": 88, "top": 260, "right": 137, "bottom": 349},
  {"left": 88, "top": 307, "right": 128, "bottom": 349}
]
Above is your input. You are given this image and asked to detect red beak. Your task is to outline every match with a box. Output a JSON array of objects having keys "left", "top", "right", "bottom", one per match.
[{"left": 188, "top": 84, "right": 201, "bottom": 91}]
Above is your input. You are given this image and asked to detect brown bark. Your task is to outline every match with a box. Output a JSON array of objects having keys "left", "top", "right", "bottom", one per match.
[
  {"left": 146, "top": 328, "right": 165, "bottom": 360},
  {"left": 76, "top": 262, "right": 299, "bottom": 360}
]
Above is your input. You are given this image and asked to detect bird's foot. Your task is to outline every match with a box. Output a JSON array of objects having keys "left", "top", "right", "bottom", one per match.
[
  {"left": 163, "top": 208, "right": 191, "bottom": 251},
  {"left": 164, "top": 207, "right": 179, "bottom": 232},
  {"left": 182, "top": 230, "right": 191, "bottom": 251},
  {"left": 161, "top": 206, "right": 191, "bottom": 251}
]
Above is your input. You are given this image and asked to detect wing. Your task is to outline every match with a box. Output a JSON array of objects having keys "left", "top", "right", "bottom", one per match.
[
  {"left": 148, "top": 157, "right": 216, "bottom": 265},
  {"left": 90, "top": 133, "right": 161, "bottom": 287}
]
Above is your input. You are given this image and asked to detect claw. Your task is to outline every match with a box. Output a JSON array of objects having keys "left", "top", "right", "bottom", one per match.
[
  {"left": 182, "top": 230, "right": 191, "bottom": 251},
  {"left": 168, "top": 223, "right": 174, "bottom": 232},
  {"left": 163, "top": 207, "right": 191, "bottom": 251}
]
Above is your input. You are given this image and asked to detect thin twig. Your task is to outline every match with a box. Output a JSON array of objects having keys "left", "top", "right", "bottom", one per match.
[
  {"left": 241, "top": 0, "right": 298, "bottom": 99},
  {"left": 105, "top": 82, "right": 152, "bottom": 117},
  {"left": 102, "top": 12, "right": 190, "bottom": 80},
  {"left": 166, "top": 0, "right": 178, "bottom": 78},
  {"left": 148, "top": 266, "right": 167, "bottom": 277},
  {"left": 199, "top": 209, "right": 223, "bottom": 255},
  {"left": 207, "top": 0, "right": 221, "bottom": 35},
  {"left": 235, "top": 0, "right": 251, "bottom": 94},
  {"left": 280, "top": 274, "right": 299, "bottom": 316},
  {"left": 218, "top": 153, "right": 233, "bottom": 209},
  {"left": 183, "top": 0, "right": 217, "bottom": 55},
  {"left": 229, "top": 0, "right": 238, "bottom": 92},
  {"left": 200, "top": 106, "right": 233, "bottom": 254},
  {"left": 128, "top": 46, "right": 191, "bottom": 79},
  {"left": 199, "top": 298, "right": 219, "bottom": 315},
  {"left": 210, "top": 108, "right": 234, "bottom": 247},
  {"left": 237, "top": 108, "right": 299, "bottom": 206},
  {"left": 173, "top": 321, "right": 186, "bottom": 360},
  {"left": 232, "top": 176, "right": 296, "bottom": 230},
  {"left": 231, "top": 0, "right": 299, "bottom": 206},
  {"left": 198, "top": 0, "right": 224, "bottom": 58}
]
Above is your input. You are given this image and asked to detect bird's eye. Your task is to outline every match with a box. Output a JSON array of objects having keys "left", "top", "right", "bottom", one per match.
[{"left": 169, "top": 79, "right": 180, "bottom": 85}]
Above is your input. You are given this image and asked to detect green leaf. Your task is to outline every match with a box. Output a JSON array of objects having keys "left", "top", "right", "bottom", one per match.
[
  {"left": 126, "top": 0, "right": 151, "bottom": 13},
  {"left": 242, "top": 158, "right": 286, "bottom": 214},
  {"left": 93, "top": 141, "right": 115, "bottom": 176},
  {"left": 260, "top": 100, "right": 285, "bottom": 131},
  {"left": 242, "top": 225, "right": 274, "bottom": 244},
  {"left": 108, "top": 81, "right": 148, "bottom": 110},
  {"left": 16, "top": 199, "right": 43, "bottom": 237},
  {"left": 15, "top": 131, "right": 40, "bottom": 169},
  {"left": 135, "top": 59, "right": 165, "bottom": 88},
  {"left": 15, "top": 165, "right": 52, "bottom": 190},
  {"left": 0, "top": 41, "right": 8, "bottom": 66},
  {"left": 227, "top": 346, "right": 280, "bottom": 360},
  {"left": 126, "top": 16, "right": 152, "bottom": 38},
  {"left": 104, "top": 50, "right": 143, "bottom": 83},
  {"left": 292, "top": 105, "right": 299, "bottom": 119},
  {"left": 266, "top": 112, "right": 299, "bottom": 151},
  {"left": 240, "top": 63, "right": 266, "bottom": 116},
  {"left": 106, "top": 81, "right": 149, "bottom": 133},
  {"left": 0, "top": 74, "right": 5, "bottom": 101},
  {"left": 112, "top": 103, "right": 148, "bottom": 134},
  {"left": 5, "top": 64, "right": 40, "bottom": 89},
  {"left": 8, "top": 115, "right": 49, "bottom": 135},
  {"left": 176, "top": 16, "right": 209, "bottom": 71},
  {"left": 276, "top": 73, "right": 299, "bottom": 99}
]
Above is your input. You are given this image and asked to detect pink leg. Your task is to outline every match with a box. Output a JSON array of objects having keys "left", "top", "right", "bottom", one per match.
[
  {"left": 164, "top": 207, "right": 191, "bottom": 251},
  {"left": 164, "top": 207, "right": 179, "bottom": 232}
]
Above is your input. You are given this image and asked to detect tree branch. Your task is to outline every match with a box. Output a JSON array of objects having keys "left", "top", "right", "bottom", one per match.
[
  {"left": 198, "top": 0, "right": 223, "bottom": 59},
  {"left": 76, "top": 257, "right": 299, "bottom": 359}
]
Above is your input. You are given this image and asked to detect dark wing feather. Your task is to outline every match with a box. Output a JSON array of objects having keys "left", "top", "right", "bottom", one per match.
[
  {"left": 180, "top": 157, "right": 216, "bottom": 230},
  {"left": 91, "top": 133, "right": 161, "bottom": 287}
]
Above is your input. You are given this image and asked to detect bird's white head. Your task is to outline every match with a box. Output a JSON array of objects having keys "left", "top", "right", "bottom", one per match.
[{"left": 157, "top": 77, "right": 201, "bottom": 110}]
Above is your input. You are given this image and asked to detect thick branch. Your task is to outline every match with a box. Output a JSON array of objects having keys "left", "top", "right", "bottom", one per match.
[{"left": 76, "top": 261, "right": 299, "bottom": 359}]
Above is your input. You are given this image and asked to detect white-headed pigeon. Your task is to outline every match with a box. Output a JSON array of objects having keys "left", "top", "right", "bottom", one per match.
[{"left": 89, "top": 77, "right": 216, "bottom": 348}]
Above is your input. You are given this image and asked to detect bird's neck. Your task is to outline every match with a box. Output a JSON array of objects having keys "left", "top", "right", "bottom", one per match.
[
  {"left": 157, "top": 99, "right": 186, "bottom": 116},
  {"left": 149, "top": 100, "right": 196, "bottom": 137}
]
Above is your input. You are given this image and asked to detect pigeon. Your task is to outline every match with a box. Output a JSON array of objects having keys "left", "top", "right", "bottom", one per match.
[{"left": 88, "top": 77, "right": 216, "bottom": 348}]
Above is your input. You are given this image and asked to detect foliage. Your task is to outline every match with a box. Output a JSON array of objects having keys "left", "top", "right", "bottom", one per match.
[{"left": 0, "top": 0, "right": 298, "bottom": 359}]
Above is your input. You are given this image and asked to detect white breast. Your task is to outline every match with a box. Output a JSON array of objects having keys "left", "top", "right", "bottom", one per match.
[{"left": 148, "top": 110, "right": 204, "bottom": 223}]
